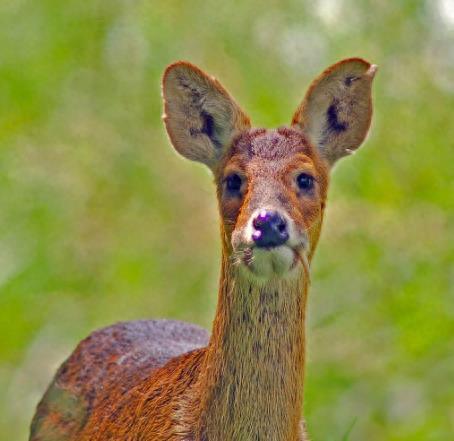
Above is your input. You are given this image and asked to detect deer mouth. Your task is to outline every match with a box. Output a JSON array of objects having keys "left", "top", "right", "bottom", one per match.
[{"left": 238, "top": 244, "right": 306, "bottom": 279}]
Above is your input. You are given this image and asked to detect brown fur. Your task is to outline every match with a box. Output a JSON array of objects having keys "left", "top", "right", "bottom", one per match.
[{"left": 30, "top": 58, "right": 377, "bottom": 441}]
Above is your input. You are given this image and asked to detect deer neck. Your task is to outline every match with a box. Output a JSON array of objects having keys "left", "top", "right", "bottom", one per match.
[{"left": 197, "top": 252, "right": 309, "bottom": 441}]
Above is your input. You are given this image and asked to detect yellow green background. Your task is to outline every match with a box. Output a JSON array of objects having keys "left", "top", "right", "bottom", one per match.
[{"left": 1, "top": 1, "right": 453, "bottom": 439}]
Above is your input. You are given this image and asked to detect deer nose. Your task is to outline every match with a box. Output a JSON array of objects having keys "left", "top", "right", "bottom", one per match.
[{"left": 252, "top": 210, "right": 289, "bottom": 248}]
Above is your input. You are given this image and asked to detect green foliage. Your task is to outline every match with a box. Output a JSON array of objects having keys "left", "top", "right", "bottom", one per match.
[{"left": 0, "top": 1, "right": 453, "bottom": 439}]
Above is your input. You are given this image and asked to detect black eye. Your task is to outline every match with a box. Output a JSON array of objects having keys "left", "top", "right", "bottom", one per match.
[
  {"left": 296, "top": 173, "right": 315, "bottom": 191},
  {"left": 225, "top": 173, "right": 243, "bottom": 194}
]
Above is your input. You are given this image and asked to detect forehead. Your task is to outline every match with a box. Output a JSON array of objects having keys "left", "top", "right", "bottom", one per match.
[{"left": 225, "top": 127, "right": 324, "bottom": 174}]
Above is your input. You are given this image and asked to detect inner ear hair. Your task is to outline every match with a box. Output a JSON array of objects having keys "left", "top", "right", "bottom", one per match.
[
  {"left": 292, "top": 58, "right": 377, "bottom": 166},
  {"left": 162, "top": 62, "right": 250, "bottom": 169}
]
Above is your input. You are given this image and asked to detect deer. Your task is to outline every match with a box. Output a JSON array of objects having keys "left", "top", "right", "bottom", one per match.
[{"left": 30, "top": 57, "right": 377, "bottom": 441}]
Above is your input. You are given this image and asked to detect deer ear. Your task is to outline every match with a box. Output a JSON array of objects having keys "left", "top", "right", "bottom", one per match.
[
  {"left": 162, "top": 62, "right": 251, "bottom": 169},
  {"left": 292, "top": 58, "right": 377, "bottom": 166}
]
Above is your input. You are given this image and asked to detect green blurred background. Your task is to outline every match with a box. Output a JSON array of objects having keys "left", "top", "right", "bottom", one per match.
[{"left": 1, "top": 0, "right": 453, "bottom": 439}]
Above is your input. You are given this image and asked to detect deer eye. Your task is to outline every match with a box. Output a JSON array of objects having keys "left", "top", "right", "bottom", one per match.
[
  {"left": 296, "top": 173, "right": 315, "bottom": 191},
  {"left": 225, "top": 173, "right": 243, "bottom": 194}
]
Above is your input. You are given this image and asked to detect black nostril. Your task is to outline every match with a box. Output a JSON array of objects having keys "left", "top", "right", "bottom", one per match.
[
  {"left": 252, "top": 210, "right": 289, "bottom": 248},
  {"left": 277, "top": 221, "right": 286, "bottom": 233}
]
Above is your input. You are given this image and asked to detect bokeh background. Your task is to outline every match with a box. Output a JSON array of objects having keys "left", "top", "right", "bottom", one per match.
[{"left": 1, "top": 0, "right": 453, "bottom": 439}]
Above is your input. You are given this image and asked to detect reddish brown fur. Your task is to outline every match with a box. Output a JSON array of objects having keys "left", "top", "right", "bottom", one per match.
[
  {"left": 30, "top": 58, "right": 376, "bottom": 441},
  {"left": 30, "top": 321, "right": 209, "bottom": 440}
]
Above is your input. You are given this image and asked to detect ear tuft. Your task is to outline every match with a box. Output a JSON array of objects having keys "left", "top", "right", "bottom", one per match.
[
  {"left": 292, "top": 58, "right": 377, "bottom": 166},
  {"left": 162, "top": 62, "right": 250, "bottom": 169}
]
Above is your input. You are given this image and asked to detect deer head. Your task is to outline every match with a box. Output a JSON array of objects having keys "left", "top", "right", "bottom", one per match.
[{"left": 162, "top": 59, "right": 377, "bottom": 282}]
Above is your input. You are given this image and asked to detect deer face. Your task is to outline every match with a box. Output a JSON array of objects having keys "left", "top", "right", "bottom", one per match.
[
  {"left": 217, "top": 127, "right": 328, "bottom": 279},
  {"left": 162, "top": 59, "right": 376, "bottom": 280}
]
